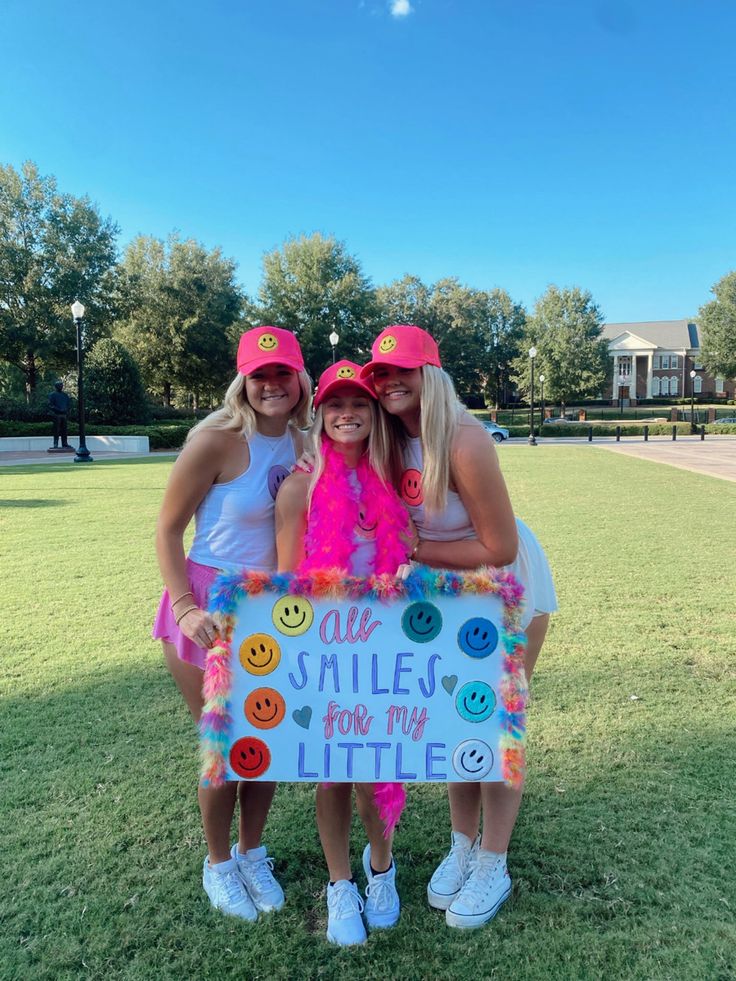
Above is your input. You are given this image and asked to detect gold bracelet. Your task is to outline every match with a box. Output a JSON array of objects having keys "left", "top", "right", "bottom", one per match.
[
  {"left": 411, "top": 541, "right": 420, "bottom": 561},
  {"left": 175, "top": 604, "right": 199, "bottom": 625},
  {"left": 171, "top": 590, "right": 194, "bottom": 608}
]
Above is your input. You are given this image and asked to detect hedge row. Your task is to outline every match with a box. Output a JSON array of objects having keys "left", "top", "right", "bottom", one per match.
[
  {"left": 504, "top": 422, "right": 735, "bottom": 437},
  {"left": 0, "top": 421, "right": 194, "bottom": 449}
]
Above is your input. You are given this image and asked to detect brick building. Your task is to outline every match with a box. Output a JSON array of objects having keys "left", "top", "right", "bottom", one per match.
[{"left": 601, "top": 319, "right": 735, "bottom": 405}]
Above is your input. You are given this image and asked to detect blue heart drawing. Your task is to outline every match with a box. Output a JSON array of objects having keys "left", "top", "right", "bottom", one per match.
[
  {"left": 292, "top": 705, "right": 312, "bottom": 729},
  {"left": 441, "top": 675, "right": 458, "bottom": 695}
]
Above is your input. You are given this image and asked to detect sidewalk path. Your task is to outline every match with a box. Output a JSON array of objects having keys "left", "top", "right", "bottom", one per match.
[
  {"left": 503, "top": 434, "right": 736, "bottom": 484},
  {"left": 0, "top": 449, "right": 178, "bottom": 467}
]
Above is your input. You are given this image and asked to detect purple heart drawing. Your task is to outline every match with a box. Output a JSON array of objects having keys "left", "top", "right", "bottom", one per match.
[
  {"left": 441, "top": 675, "right": 458, "bottom": 695},
  {"left": 292, "top": 706, "right": 312, "bottom": 729}
]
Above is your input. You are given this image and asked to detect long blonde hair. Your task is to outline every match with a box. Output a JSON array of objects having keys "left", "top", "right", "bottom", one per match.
[
  {"left": 186, "top": 370, "right": 312, "bottom": 443},
  {"left": 385, "top": 365, "right": 463, "bottom": 512},
  {"left": 306, "top": 398, "right": 394, "bottom": 508}
]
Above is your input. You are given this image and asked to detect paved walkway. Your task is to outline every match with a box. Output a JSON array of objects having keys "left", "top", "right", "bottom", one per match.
[
  {"left": 504, "top": 434, "right": 736, "bottom": 483},
  {"left": 3, "top": 437, "right": 735, "bottom": 483}
]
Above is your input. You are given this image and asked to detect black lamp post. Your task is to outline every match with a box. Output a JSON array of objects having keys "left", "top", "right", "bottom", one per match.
[
  {"left": 72, "top": 301, "right": 93, "bottom": 463},
  {"left": 329, "top": 330, "right": 339, "bottom": 364},
  {"left": 528, "top": 346, "right": 537, "bottom": 446},
  {"left": 690, "top": 369, "right": 696, "bottom": 432},
  {"left": 618, "top": 373, "right": 626, "bottom": 418},
  {"left": 539, "top": 373, "right": 545, "bottom": 431}
]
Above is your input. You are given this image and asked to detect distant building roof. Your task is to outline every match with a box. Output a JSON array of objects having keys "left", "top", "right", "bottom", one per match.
[{"left": 601, "top": 319, "right": 699, "bottom": 349}]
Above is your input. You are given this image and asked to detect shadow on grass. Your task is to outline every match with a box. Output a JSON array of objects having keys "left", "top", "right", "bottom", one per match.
[
  {"left": 0, "top": 498, "right": 66, "bottom": 508},
  {"left": 2, "top": 663, "right": 734, "bottom": 980}
]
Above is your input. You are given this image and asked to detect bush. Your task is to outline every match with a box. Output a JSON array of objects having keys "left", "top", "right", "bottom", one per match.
[
  {"left": 0, "top": 421, "right": 193, "bottom": 449},
  {"left": 85, "top": 339, "right": 150, "bottom": 425}
]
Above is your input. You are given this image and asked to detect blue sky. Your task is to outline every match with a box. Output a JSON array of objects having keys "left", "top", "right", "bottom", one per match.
[{"left": 1, "top": 0, "right": 735, "bottom": 322}]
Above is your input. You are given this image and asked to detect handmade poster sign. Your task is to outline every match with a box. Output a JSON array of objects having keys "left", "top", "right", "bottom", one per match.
[{"left": 200, "top": 567, "right": 527, "bottom": 788}]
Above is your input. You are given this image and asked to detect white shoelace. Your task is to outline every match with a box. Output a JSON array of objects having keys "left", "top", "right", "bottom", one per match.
[
  {"left": 460, "top": 858, "right": 504, "bottom": 907},
  {"left": 331, "top": 885, "right": 364, "bottom": 919},
  {"left": 246, "top": 855, "right": 276, "bottom": 892},
  {"left": 365, "top": 876, "right": 395, "bottom": 912},
  {"left": 220, "top": 869, "right": 248, "bottom": 904},
  {"left": 436, "top": 841, "right": 474, "bottom": 880}
]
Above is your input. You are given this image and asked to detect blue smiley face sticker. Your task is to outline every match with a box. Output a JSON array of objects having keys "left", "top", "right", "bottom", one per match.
[
  {"left": 267, "top": 465, "right": 290, "bottom": 500},
  {"left": 452, "top": 739, "right": 494, "bottom": 779},
  {"left": 455, "top": 681, "right": 496, "bottom": 723},
  {"left": 457, "top": 617, "right": 498, "bottom": 659},
  {"left": 401, "top": 601, "right": 443, "bottom": 643}
]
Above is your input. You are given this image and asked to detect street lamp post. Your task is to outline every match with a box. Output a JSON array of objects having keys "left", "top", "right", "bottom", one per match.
[
  {"left": 539, "top": 373, "right": 545, "bottom": 431},
  {"left": 618, "top": 374, "right": 626, "bottom": 418},
  {"left": 329, "top": 331, "right": 340, "bottom": 364},
  {"left": 528, "top": 346, "right": 537, "bottom": 446},
  {"left": 71, "top": 301, "right": 93, "bottom": 463},
  {"left": 690, "top": 369, "right": 696, "bottom": 432}
]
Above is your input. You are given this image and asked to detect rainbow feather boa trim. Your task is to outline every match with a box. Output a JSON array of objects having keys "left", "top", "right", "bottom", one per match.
[{"left": 199, "top": 565, "right": 528, "bottom": 792}]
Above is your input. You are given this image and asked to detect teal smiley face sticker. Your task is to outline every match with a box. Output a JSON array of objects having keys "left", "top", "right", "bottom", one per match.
[
  {"left": 455, "top": 681, "right": 496, "bottom": 723},
  {"left": 401, "top": 601, "right": 442, "bottom": 643},
  {"left": 457, "top": 617, "right": 498, "bottom": 659}
]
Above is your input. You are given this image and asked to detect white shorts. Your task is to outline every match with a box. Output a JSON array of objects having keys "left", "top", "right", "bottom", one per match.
[{"left": 505, "top": 519, "right": 558, "bottom": 630}]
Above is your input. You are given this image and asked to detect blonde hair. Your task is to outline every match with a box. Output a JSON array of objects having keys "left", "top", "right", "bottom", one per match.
[
  {"left": 306, "top": 397, "right": 394, "bottom": 508},
  {"left": 186, "top": 370, "right": 312, "bottom": 443},
  {"left": 384, "top": 364, "right": 462, "bottom": 513}
]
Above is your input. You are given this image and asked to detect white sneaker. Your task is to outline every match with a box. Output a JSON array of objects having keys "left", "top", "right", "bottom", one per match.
[
  {"left": 202, "top": 856, "right": 258, "bottom": 921},
  {"left": 326, "top": 880, "right": 367, "bottom": 946},
  {"left": 427, "top": 831, "right": 480, "bottom": 910},
  {"left": 445, "top": 850, "right": 511, "bottom": 929},
  {"left": 231, "top": 844, "right": 285, "bottom": 913},
  {"left": 362, "top": 844, "right": 400, "bottom": 929}
]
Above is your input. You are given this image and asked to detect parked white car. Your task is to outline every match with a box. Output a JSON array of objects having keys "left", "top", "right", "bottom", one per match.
[{"left": 482, "top": 422, "right": 510, "bottom": 443}]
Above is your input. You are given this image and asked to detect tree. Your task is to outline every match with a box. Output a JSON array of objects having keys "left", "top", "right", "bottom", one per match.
[
  {"left": 253, "top": 233, "right": 380, "bottom": 378},
  {"left": 0, "top": 161, "right": 118, "bottom": 394},
  {"left": 85, "top": 338, "right": 149, "bottom": 424},
  {"left": 699, "top": 271, "right": 736, "bottom": 381},
  {"left": 512, "top": 286, "right": 609, "bottom": 414},
  {"left": 376, "top": 276, "right": 525, "bottom": 403},
  {"left": 115, "top": 235, "right": 244, "bottom": 406}
]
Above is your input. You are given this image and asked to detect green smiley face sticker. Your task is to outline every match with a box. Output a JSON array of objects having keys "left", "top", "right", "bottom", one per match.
[{"left": 401, "top": 601, "right": 442, "bottom": 643}]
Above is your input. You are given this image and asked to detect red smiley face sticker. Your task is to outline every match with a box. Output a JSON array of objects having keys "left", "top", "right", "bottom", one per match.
[
  {"left": 355, "top": 507, "right": 378, "bottom": 540},
  {"left": 400, "top": 468, "right": 424, "bottom": 506},
  {"left": 229, "top": 737, "right": 271, "bottom": 778}
]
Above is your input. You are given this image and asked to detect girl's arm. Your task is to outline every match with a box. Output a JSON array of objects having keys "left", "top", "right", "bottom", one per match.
[
  {"left": 414, "top": 423, "right": 518, "bottom": 571},
  {"left": 155, "top": 430, "right": 239, "bottom": 645},
  {"left": 275, "top": 471, "right": 311, "bottom": 571}
]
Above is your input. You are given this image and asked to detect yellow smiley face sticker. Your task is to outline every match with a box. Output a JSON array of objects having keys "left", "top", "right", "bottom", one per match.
[
  {"left": 378, "top": 335, "right": 398, "bottom": 353},
  {"left": 257, "top": 333, "right": 279, "bottom": 352},
  {"left": 271, "top": 596, "right": 314, "bottom": 637},
  {"left": 240, "top": 633, "right": 281, "bottom": 675},
  {"left": 336, "top": 365, "right": 356, "bottom": 379}
]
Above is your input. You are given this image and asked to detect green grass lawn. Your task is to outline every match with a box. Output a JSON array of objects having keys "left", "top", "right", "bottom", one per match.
[{"left": 1, "top": 449, "right": 734, "bottom": 980}]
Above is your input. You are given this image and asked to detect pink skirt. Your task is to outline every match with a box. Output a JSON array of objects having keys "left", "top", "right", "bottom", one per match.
[{"left": 152, "top": 558, "right": 220, "bottom": 670}]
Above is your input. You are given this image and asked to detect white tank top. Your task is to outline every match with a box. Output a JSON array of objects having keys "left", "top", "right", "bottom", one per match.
[
  {"left": 400, "top": 437, "right": 476, "bottom": 541},
  {"left": 189, "top": 430, "right": 297, "bottom": 573}
]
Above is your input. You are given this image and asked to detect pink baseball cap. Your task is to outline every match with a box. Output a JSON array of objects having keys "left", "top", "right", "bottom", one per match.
[
  {"left": 360, "top": 324, "right": 442, "bottom": 376},
  {"left": 313, "top": 360, "right": 377, "bottom": 408},
  {"left": 236, "top": 326, "right": 305, "bottom": 375}
]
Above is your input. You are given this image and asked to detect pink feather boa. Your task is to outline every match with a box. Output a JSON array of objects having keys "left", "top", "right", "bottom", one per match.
[
  {"left": 301, "top": 437, "right": 411, "bottom": 577},
  {"left": 300, "top": 436, "right": 410, "bottom": 836}
]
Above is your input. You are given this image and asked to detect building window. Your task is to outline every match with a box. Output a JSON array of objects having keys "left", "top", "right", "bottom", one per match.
[
  {"left": 652, "top": 376, "right": 660, "bottom": 396},
  {"left": 661, "top": 355, "right": 670, "bottom": 369},
  {"left": 670, "top": 376, "right": 678, "bottom": 395},
  {"left": 716, "top": 377, "right": 725, "bottom": 393},
  {"left": 653, "top": 355, "right": 661, "bottom": 369},
  {"left": 660, "top": 377, "right": 670, "bottom": 395},
  {"left": 694, "top": 376, "right": 703, "bottom": 394},
  {"left": 671, "top": 355, "right": 678, "bottom": 368},
  {"left": 694, "top": 360, "right": 703, "bottom": 370},
  {"left": 617, "top": 355, "right": 632, "bottom": 376}
]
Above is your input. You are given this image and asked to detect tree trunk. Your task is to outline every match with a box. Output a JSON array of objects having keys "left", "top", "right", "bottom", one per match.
[
  {"left": 25, "top": 351, "right": 37, "bottom": 399},
  {"left": 163, "top": 381, "right": 172, "bottom": 406}
]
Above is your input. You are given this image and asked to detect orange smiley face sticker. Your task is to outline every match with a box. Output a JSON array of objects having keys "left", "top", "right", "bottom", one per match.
[
  {"left": 229, "top": 737, "right": 271, "bottom": 778},
  {"left": 244, "top": 687, "right": 286, "bottom": 730},
  {"left": 239, "top": 633, "right": 281, "bottom": 675},
  {"left": 400, "top": 468, "right": 424, "bottom": 506},
  {"left": 257, "top": 332, "right": 279, "bottom": 353}
]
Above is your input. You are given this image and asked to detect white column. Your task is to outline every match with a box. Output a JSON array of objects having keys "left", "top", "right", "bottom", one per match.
[
  {"left": 613, "top": 355, "right": 619, "bottom": 400},
  {"left": 646, "top": 353, "right": 653, "bottom": 398}
]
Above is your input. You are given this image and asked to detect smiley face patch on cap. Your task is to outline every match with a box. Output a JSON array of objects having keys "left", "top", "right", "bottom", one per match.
[
  {"left": 336, "top": 365, "right": 356, "bottom": 379},
  {"left": 378, "top": 335, "right": 398, "bottom": 353},
  {"left": 257, "top": 332, "right": 279, "bottom": 352}
]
